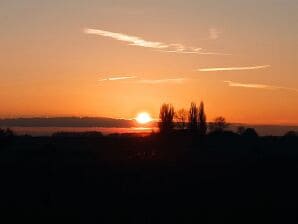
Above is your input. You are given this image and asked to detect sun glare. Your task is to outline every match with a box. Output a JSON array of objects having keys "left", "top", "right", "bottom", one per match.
[{"left": 136, "top": 112, "right": 152, "bottom": 124}]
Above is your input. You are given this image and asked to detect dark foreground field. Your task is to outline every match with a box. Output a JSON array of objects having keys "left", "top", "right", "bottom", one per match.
[{"left": 0, "top": 131, "right": 298, "bottom": 223}]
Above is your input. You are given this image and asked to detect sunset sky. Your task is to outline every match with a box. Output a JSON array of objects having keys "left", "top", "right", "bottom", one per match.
[{"left": 1, "top": 0, "right": 298, "bottom": 124}]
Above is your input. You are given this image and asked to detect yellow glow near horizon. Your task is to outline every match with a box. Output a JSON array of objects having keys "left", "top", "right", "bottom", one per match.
[{"left": 136, "top": 112, "right": 152, "bottom": 124}]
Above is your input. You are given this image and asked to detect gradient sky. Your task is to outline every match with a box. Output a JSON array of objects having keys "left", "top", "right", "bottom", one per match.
[{"left": 1, "top": 0, "right": 298, "bottom": 124}]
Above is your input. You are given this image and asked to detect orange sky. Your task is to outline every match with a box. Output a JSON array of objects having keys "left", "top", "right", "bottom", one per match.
[{"left": 1, "top": 0, "right": 298, "bottom": 125}]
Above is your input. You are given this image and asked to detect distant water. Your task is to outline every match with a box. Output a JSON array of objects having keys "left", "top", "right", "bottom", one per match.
[
  {"left": 5, "top": 127, "right": 158, "bottom": 137},
  {"left": 229, "top": 125, "right": 298, "bottom": 136},
  {"left": 2, "top": 125, "right": 298, "bottom": 137}
]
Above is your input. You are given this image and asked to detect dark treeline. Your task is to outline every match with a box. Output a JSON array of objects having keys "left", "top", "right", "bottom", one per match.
[
  {"left": 0, "top": 104, "right": 298, "bottom": 223},
  {"left": 160, "top": 101, "right": 247, "bottom": 136},
  {"left": 159, "top": 101, "right": 298, "bottom": 138}
]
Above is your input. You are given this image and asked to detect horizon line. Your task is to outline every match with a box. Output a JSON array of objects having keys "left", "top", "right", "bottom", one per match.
[{"left": 1, "top": 116, "right": 298, "bottom": 126}]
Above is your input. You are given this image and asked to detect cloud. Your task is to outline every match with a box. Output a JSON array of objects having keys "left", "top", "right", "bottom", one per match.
[
  {"left": 85, "top": 28, "right": 227, "bottom": 55},
  {"left": 86, "top": 29, "right": 168, "bottom": 49},
  {"left": 224, "top": 80, "right": 298, "bottom": 92},
  {"left": 209, "top": 28, "right": 220, "bottom": 40},
  {"left": 224, "top": 81, "right": 275, "bottom": 90},
  {"left": 98, "top": 76, "right": 137, "bottom": 82},
  {"left": 198, "top": 65, "right": 270, "bottom": 72},
  {"left": 138, "top": 78, "right": 186, "bottom": 84},
  {"left": 97, "top": 76, "right": 186, "bottom": 85}
]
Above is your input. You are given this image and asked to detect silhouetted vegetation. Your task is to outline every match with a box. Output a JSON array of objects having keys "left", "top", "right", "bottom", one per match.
[
  {"left": 237, "top": 126, "right": 246, "bottom": 135},
  {"left": 174, "top": 108, "right": 188, "bottom": 129},
  {"left": 188, "top": 102, "right": 199, "bottom": 132},
  {"left": 284, "top": 130, "right": 297, "bottom": 137},
  {"left": 0, "top": 128, "right": 15, "bottom": 146},
  {"left": 1, "top": 102, "right": 298, "bottom": 222},
  {"left": 209, "top": 116, "right": 229, "bottom": 132},
  {"left": 241, "top": 128, "right": 258, "bottom": 139},
  {"left": 198, "top": 101, "right": 207, "bottom": 137},
  {"left": 0, "top": 129, "right": 298, "bottom": 222},
  {"left": 0, "top": 128, "right": 14, "bottom": 137},
  {"left": 160, "top": 101, "right": 211, "bottom": 138},
  {"left": 52, "top": 131, "right": 103, "bottom": 138},
  {"left": 159, "top": 103, "right": 175, "bottom": 134}
]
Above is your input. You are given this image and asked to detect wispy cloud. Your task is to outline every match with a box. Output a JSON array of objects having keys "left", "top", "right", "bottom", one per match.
[
  {"left": 86, "top": 29, "right": 168, "bottom": 49},
  {"left": 98, "top": 75, "right": 137, "bottom": 82},
  {"left": 137, "top": 78, "right": 186, "bottom": 84},
  {"left": 85, "top": 28, "right": 227, "bottom": 55},
  {"left": 209, "top": 28, "right": 220, "bottom": 40},
  {"left": 224, "top": 80, "right": 298, "bottom": 92},
  {"left": 224, "top": 81, "right": 275, "bottom": 90},
  {"left": 198, "top": 65, "right": 270, "bottom": 72}
]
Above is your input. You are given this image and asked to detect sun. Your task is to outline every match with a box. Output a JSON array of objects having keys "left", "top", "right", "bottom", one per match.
[{"left": 136, "top": 112, "right": 152, "bottom": 124}]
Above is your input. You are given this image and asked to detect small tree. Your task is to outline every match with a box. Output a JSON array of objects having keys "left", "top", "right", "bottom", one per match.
[
  {"left": 0, "top": 128, "right": 14, "bottom": 138},
  {"left": 174, "top": 108, "right": 188, "bottom": 129},
  {"left": 5, "top": 128, "right": 14, "bottom": 137},
  {"left": 241, "top": 128, "right": 258, "bottom": 138},
  {"left": 188, "top": 102, "right": 198, "bottom": 132},
  {"left": 209, "top": 116, "right": 228, "bottom": 132},
  {"left": 198, "top": 101, "right": 207, "bottom": 136},
  {"left": 159, "top": 103, "right": 175, "bottom": 133},
  {"left": 237, "top": 126, "right": 246, "bottom": 135},
  {"left": 284, "top": 131, "right": 297, "bottom": 137},
  {"left": 0, "top": 128, "right": 4, "bottom": 137}
]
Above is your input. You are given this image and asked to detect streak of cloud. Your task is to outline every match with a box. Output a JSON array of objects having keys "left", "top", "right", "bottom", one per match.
[
  {"left": 85, "top": 28, "right": 227, "bottom": 55},
  {"left": 98, "top": 76, "right": 137, "bottom": 82},
  {"left": 138, "top": 78, "right": 186, "bottom": 84},
  {"left": 86, "top": 29, "right": 168, "bottom": 49},
  {"left": 224, "top": 80, "right": 298, "bottom": 92},
  {"left": 198, "top": 65, "right": 270, "bottom": 72}
]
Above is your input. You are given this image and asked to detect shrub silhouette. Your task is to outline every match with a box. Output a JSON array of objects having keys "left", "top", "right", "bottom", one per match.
[
  {"left": 0, "top": 128, "right": 15, "bottom": 147},
  {"left": 284, "top": 131, "right": 297, "bottom": 137},
  {"left": 237, "top": 126, "right": 246, "bottom": 135},
  {"left": 209, "top": 116, "right": 228, "bottom": 132},
  {"left": 188, "top": 102, "right": 198, "bottom": 132},
  {"left": 198, "top": 102, "right": 207, "bottom": 136},
  {"left": 159, "top": 103, "right": 175, "bottom": 134},
  {"left": 52, "top": 131, "right": 103, "bottom": 138},
  {"left": 0, "top": 128, "right": 4, "bottom": 137},
  {"left": 241, "top": 128, "right": 258, "bottom": 139},
  {"left": 282, "top": 131, "right": 298, "bottom": 142},
  {"left": 0, "top": 128, "right": 15, "bottom": 138}
]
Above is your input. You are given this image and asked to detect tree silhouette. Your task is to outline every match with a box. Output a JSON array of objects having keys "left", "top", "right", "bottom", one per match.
[
  {"left": 241, "top": 128, "right": 258, "bottom": 138},
  {"left": 174, "top": 108, "right": 188, "bottom": 129},
  {"left": 283, "top": 131, "right": 298, "bottom": 141},
  {"left": 0, "top": 128, "right": 14, "bottom": 138},
  {"left": 159, "top": 103, "right": 175, "bottom": 133},
  {"left": 237, "top": 126, "right": 246, "bottom": 135},
  {"left": 284, "top": 131, "right": 297, "bottom": 137},
  {"left": 188, "top": 102, "right": 198, "bottom": 132},
  {"left": 198, "top": 101, "right": 207, "bottom": 136},
  {"left": 209, "top": 116, "right": 228, "bottom": 132}
]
